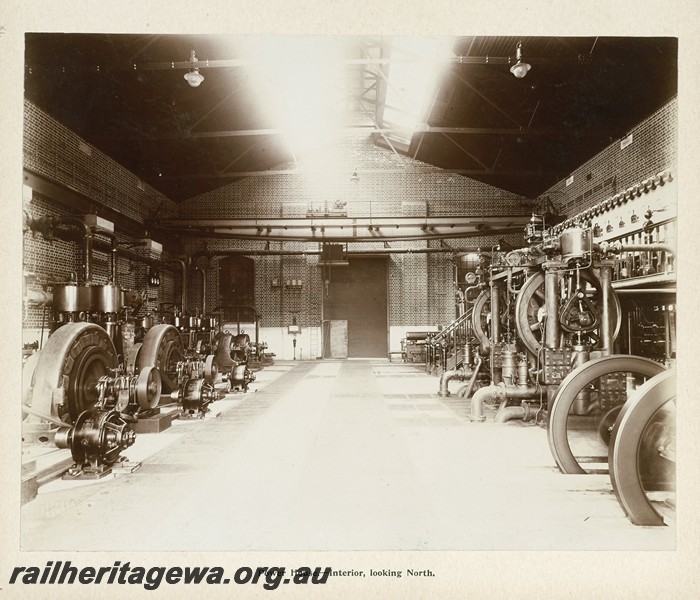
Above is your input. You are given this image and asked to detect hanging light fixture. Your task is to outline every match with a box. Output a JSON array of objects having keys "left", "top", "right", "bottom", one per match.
[
  {"left": 510, "top": 41, "right": 531, "bottom": 79},
  {"left": 184, "top": 50, "right": 204, "bottom": 87}
]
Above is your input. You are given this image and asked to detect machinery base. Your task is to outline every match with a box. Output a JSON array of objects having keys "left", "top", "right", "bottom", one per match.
[
  {"left": 21, "top": 423, "right": 59, "bottom": 445},
  {"left": 112, "top": 461, "right": 142, "bottom": 474},
  {"left": 177, "top": 406, "right": 222, "bottom": 420},
  {"left": 62, "top": 465, "right": 114, "bottom": 480},
  {"left": 22, "top": 466, "right": 38, "bottom": 504},
  {"left": 132, "top": 411, "right": 174, "bottom": 434}
]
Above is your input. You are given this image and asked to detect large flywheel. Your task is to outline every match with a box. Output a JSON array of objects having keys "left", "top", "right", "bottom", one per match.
[
  {"left": 26, "top": 322, "right": 118, "bottom": 423},
  {"left": 213, "top": 332, "right": 236, "bottom": 371},
  {"left": 609, "top": 369, "right": 676, "bottom": 526},
  {"left": 515, "top": 269, "right": 622, "bottom": 355},
  {"left": 471, "top": 291, "right": 491, "bottom": 354},
  {"left": 547, "top": 355, "right": 665, "bottom": 474},
  {"left": 137, "top": 324, "right": 185, "bottom": 392}
]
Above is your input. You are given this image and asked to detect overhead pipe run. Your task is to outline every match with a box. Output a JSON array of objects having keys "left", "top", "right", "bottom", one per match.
[
  {"left": 191, "top": 246, "right": 485, "bottom": 261},
  {"left": 24, "top": 213, "right": 178, "bottom": 277},
  {"left": 160, "top": 227, "right": 528, "bottom": 244},
  {"left": 600, "top": 241, "right": 675, "bottom": 256}
]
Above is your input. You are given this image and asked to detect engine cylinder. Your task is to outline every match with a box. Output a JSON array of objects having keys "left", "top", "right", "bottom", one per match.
[
  {"left": 560, "top": 228, "right": 590, "bottom": 264},
  {"left": 91, "top": 284, "right": 123, "bottom": 313},
  {"left": 52, "top": 283, "right": 92, "bottom": 312}
]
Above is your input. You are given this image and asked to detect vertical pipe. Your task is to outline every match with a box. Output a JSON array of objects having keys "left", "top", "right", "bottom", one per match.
[
  {"left": 84, "top": 229, "right": 94, "bottom": 285},
  {"left": 111, "top": 236, "right": 118, "bottom": 284},
  {"left": 56, "top": 217, "right": 94, "bottom": 285},
  {"left": 544, "top": 269, "right": 560, "bottom": 348},
  {"left": 627, "top": 311, "right": 633, "bottom": 355},
  {"left": 490, "top": 282, "right": 501, "bottom": 344},
  {"left": 599, "top": 265, "right": 613, "bottom": 353},
  {"left": 489, "top": 282, "right": 501, "bottom": 385},
  {"left": 255, "top": 312, "right": 260, "bottom": 349},
  {"left": 666, "top": 304, "right": 676, "bottom": 360},
  {"left": 100, "top": 232, "right": 118, "bottom": 284},
  {"left": 165, "top": 259, "right": 187, "bottom": 313},
  {"left": 195, "top": 266, "right": 206, "bottom": 315}
]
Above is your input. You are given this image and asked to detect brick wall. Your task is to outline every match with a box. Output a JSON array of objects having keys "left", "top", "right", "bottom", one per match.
[
  {"left": 22, "top": 101, "right": 181, "bottom": 332},
  {"left": 24, "top": 97, "right": 676, "bottom": 341},
  {"left": 540, "top": 98, "right": 677, "bottom": 218},
  {"left": 179, "top": 134, "right": 531, "bottom": 329}
]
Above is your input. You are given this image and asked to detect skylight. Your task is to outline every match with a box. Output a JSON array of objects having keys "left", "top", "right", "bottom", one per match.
[{"left": 381, "top": 37, "right": 455, "bottom": 145}]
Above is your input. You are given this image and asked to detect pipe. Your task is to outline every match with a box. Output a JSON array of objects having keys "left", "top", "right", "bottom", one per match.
[
  {"left": 165, "top": 259, "right": 188, "bottom": 312},
  {"left": 603, "top": 241, "right": 675, "bottom": 255},
  {"left": 54, "top": 217, "right": 94, "bottom": 284},
  {"left": 26, "top": 218, "right": 168, "bottom": 271},
  {"left": 470, "top": 383, "right": 539, "bottom": 422},
  {"left": 544, "top": 270, "right": 560, "bottom": 348},
  {"left": 494, "top": 402, "right": 538, "bottom": 424},
  {"left": 599, "top": 265, "right": 613, "bottom": 353},
  {"left": 490, "top": 281, "right": 501, "bottom": 345},
  {"left": 615, "top": 288, "right": 677, "bottom": 295},
  {"left": 506, "top": 268, "right": 524, "bottom": 294},
  {"left": 25, "top": 289, "right": 53, "bottom": 305},
  {"left": 97, "top": 231, "right": 119, "bottom": 284},
  {"left": 194, "top": 266, "right": 206, "bottom": 315},
  {"left": 191, "top": 246, "right": 486, "bottom": 260},
  {"left": 438, "top": 366, "right": 472, "bottom": 397},
  {"left": 456, "top": 355, "right": 482, "bottom": 399}
]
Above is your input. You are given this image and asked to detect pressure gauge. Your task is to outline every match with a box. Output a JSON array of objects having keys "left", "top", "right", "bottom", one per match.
[
  {"left": 505, "top": 251, "right": 522, "bottom": 266},
  {"left": 465, "top": 272, "right": 477, "bottom": 284}
]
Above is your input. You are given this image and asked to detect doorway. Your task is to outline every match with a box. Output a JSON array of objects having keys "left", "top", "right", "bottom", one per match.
[{"left": 323, "top": 256, "right": 388, "bottom": 358}]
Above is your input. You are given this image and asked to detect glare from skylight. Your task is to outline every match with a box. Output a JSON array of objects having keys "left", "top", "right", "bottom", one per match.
[
  {"left": 383, "top": 37, "right": 455, "bottom": 141},
  {"left": 241, "top": 37, "right": 348, "bottom": 162}
]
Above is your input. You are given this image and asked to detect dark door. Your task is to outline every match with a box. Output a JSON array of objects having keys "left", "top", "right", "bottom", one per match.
[
  {"left": 324, "top": 256, "right": 388, "bottom": 358},
  {"left": 218, "top": 256, "right": 255, "bottom": 322}
]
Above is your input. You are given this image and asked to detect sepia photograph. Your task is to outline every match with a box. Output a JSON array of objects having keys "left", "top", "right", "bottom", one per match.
[{"left": 2, "top": 2, "right": 699, "bottom": 598}]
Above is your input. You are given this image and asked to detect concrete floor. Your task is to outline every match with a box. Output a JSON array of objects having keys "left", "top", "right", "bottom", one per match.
[{"left": 21, "top": 360, "right": 675, "bottom": 551}]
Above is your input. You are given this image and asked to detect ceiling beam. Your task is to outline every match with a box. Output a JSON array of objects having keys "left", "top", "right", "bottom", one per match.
[
  {"left": 128, "top": 54, "right": 601, "bottom": 72},
  {"left": 453, "top": 72, "right": 522, "bottom": 128},
  {"left": 93, "top": 125, "right": 601, "bottom": 140},
  {"left": 148, "top": 166, "right": 562, "bottom": 180},
  {"left": 442, "top": 133, "right": 489, "bottom": 170}
]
